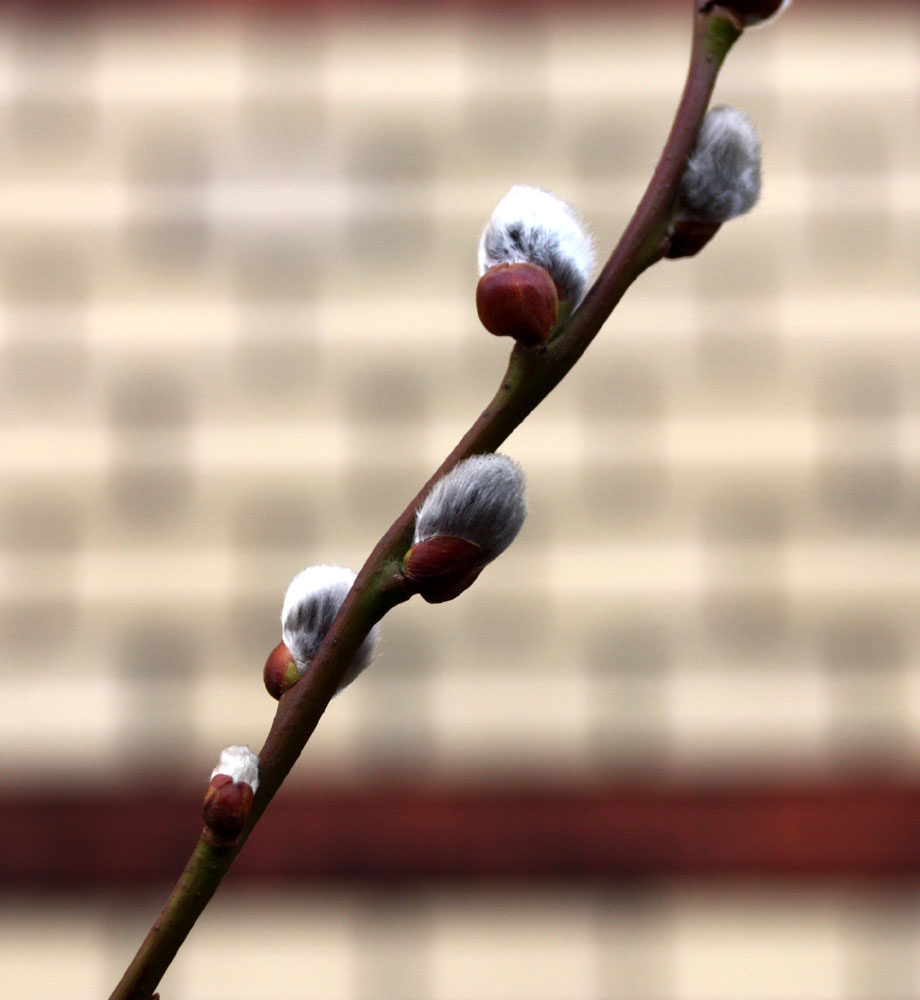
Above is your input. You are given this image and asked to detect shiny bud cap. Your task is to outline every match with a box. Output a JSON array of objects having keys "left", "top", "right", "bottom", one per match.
[
  {"left": 263, "top": 640, "right": 302, "bottom": 700},
  {"left": 404, "top": 535, "right": 485, "bottom": 603},
  {"left": 202, "top": 773, "right": 254, "bottom": 846},
  {"left": 476, "top": 262, "right": 559, "bottom": 347}
]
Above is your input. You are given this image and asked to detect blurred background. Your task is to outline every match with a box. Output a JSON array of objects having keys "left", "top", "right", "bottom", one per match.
[{"left": 2, "top": 1, "right": 920, "bottom": 997}]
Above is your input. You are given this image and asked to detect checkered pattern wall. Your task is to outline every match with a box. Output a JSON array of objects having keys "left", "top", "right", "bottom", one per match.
[{"left": 2, "top": 4, "right": 920, "bottom": 998}]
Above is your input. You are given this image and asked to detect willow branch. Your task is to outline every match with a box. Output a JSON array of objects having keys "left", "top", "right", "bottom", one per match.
[{"left": 108, "top": 7, "right": 741, "bottom": 999}]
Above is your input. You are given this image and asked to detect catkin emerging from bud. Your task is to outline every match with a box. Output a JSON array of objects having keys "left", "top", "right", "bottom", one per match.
[
  {"left": 405, "top": 454, "right": 527, "bottom": 602},
  {"left": 414, "top": 453, "right": 527, "bottom": 561},
  {"left": 478, "top": 185, "right": 596, "bottom": 307},
  {"left": 278, "top": 564, "right": 379, "bottom": 695},
  {"left": 678, "top": 105, "right": 762, "bottom": 223},
  {"left": 203, "top": 745, "right": 259, "bottom": 845},
  {"left": 210, "top": 744, "right": 260, "bottom": 793}
]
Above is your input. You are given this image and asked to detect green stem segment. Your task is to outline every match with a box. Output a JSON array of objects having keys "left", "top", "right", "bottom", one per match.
[{"left": 108, "top": 7, "right": 740, "bottom": 999}]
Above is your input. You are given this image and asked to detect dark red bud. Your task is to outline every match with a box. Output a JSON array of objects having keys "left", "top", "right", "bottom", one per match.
[
  {"left": 404, "top": 535, "right": 485, "bottom": 603},
  {"left": 263, "top": 640, "right": 301, "bottom": 700},
  {"left": 202, "top": 773, "right": 254, "bottom": 846},
  {"left": 713, "top": 0, "right": 788, "bottom": 27},
  {"left": 476, "top": 262, "right": 559, "bottom": 348},
  {"left": 665, "top": 219, "right": 722, "bottom": 259}
]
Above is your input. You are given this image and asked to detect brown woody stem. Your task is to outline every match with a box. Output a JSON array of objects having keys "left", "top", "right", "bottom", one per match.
[{"left": 108, "top": 7, "right": 740, "bottom": 999}]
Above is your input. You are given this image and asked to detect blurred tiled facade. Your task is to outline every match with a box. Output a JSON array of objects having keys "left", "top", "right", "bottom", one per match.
[{"left": 2, "top": 4, "right": 920, "bottom": 998}]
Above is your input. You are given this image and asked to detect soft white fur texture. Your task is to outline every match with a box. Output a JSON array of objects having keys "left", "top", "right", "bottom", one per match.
[
  {"left": 679, "top": 105, "right": 762, "bottom": 222},
  {"left": 414, "top": 453, "right": 527, "bottom": 562},
  {"left": 478, "top": 185, "right": 596, "bottom": 306},
  {"left": 211, "top": 745, "right": 260, "bottom": 793},
  {"left": 281, "top": 564, "right": 379, "bottom": 691}
]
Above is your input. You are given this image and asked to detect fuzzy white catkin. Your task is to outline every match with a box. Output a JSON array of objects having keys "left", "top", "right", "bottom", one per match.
[
  {"left": 211, "top": 745, "right": 260, "bottom": 793},
  {"left": 678, "top": 105, "right": 762, "bottom": 222},
  {"left": 414, "top": 453, "right": 527, "bottom": 562},
  {"left": 478, "top": 185, "right": 596, "bottom": 306},
  {"left": 281, "top": 564, "right": 379, "bottom": 691}
]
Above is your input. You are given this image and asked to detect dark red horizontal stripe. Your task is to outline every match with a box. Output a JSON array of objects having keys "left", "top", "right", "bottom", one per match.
[{"left": 5, "top": 778, "right": 920, "bottom": 889}]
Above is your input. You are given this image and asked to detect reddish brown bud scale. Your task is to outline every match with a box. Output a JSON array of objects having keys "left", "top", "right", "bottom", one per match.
[
  {"left": 263, "top": 640, "right": 301, "bottom": 700},
  {"left": 404, "top": 535, "right": 485, "bottom": 603},
  {"left": 202, "top": 773, "right": 254, "bottom": 846},
  {"left": 476, "top": 262, "right": 559, "bottom": 348},
  {"left": 665, "top": 219, "right": 721, "bottom": 259}
]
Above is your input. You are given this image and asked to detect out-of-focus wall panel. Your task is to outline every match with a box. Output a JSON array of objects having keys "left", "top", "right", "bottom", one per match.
[{"left": 2, "top": 8, "right": 919, "bottom": 787}]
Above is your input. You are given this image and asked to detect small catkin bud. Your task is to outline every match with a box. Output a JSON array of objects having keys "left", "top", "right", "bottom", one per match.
[
  {"left": 202, "top": 745, "right": 259, "bottom": 846},
  {"left": 677, "top": 105, "right": 762, "bottom": 224},
  {"left": 405, "top": 453, "right": 527, "bottom": 603},
  {"left": 272, "top": 564, "right": 379, "bottom": 699},
  {"left": 722, "top": 0, "right": 792, "bottom": 28},
  {"left": 478, "top": 184, "right": 595, "bottom": 311}
]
